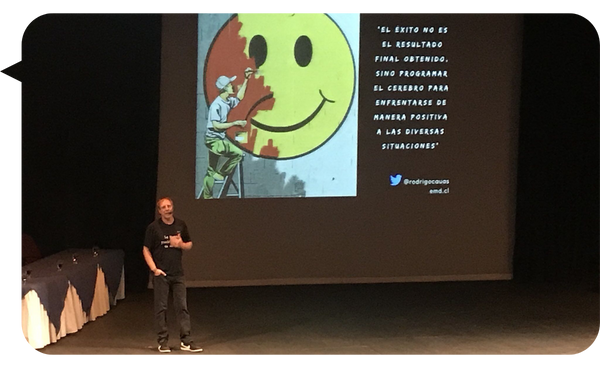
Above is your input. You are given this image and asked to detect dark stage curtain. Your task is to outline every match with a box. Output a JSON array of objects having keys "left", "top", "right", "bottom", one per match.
[
  {"left": 21, "top": 14, "right": 162, "bottom": 292},
  {"left": 513, "top": 14, "right": 599, "bottom": 286}
]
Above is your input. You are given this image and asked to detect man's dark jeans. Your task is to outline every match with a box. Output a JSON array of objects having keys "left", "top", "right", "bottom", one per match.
[{"left": 153, "top": 274, "right": 191, "bottom": 345}]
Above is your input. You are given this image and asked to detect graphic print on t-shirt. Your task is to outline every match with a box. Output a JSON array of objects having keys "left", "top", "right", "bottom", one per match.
[{"left": 160, "top": 230, "right": 182, "bottom": 248}]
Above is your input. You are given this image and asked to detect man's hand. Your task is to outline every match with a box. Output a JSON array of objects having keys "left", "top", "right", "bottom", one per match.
[
  {"left": 168, "top": 234, "right": 193, "bottom": 251},
  {"left": 234, "top": 119, "right": 247, "bottom": 127},
  {"left": 153, "top": 268, "right": 166, "bottom": 276},
  {"left": 238, "top": 68, "right": 254, "bottom": 100},
  {"left": 244, "top": 67, "right": 255, "bottom": 79},
  {"left": 169, "top": 234, "right": 183, "bottom": 248}
]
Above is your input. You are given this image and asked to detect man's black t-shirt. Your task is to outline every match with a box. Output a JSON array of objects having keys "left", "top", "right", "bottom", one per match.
[{"left": 144, "top": 217, "right": 191, "bottom": 276}]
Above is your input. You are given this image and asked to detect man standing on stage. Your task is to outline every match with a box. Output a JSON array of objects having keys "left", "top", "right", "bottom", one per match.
[{"left": 142, "top": 197, "right": 203, "bottom": 353}]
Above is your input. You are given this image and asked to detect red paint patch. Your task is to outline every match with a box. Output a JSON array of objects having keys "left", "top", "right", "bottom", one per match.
[{"left": 204, "top": 16, "right": 275, "bottom": 155}]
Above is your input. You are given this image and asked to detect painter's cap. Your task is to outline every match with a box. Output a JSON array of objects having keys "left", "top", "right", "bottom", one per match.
[{"left": 216, "top": 75, "right": 236, "bottom": 90}]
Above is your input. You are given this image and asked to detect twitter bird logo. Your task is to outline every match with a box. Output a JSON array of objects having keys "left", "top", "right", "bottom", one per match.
[{"left": 390, "top": 174, "right": 402, "bottom": 186}]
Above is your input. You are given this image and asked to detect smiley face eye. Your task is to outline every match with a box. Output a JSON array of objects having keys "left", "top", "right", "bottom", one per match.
[
  {"left": 294, "top": 35, "right": 312, "bottom": 67},
  {"left": 249, "top": 35, "right": 267, "bottom": 68}
]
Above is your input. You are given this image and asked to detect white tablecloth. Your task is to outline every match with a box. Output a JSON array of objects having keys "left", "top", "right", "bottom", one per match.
[{"left": 22, "top": 265, "right": 125, "bottom": 349}]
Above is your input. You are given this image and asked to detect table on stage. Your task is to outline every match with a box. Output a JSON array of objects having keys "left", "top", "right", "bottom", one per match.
[{"left": 21, "top": 248, "right": 125, "bottom": 349}]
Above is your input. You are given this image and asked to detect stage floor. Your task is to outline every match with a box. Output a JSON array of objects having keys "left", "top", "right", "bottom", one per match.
[{"left": 35, "top": 280, "right": 598, "bottom": 355}]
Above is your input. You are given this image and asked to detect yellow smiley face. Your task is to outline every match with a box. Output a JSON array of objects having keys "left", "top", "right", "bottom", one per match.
[{"left": 236, "top": 13, "right": 355, "bottom": 159}]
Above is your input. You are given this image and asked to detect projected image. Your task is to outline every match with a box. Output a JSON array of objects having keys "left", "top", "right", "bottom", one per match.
[{"left": 196, "top": 13, "right": 358, "bottom": 199}]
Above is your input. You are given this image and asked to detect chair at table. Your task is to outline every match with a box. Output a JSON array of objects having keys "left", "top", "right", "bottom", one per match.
[{"left": 22, "top": 233, "right": 42, "bottom": 266}]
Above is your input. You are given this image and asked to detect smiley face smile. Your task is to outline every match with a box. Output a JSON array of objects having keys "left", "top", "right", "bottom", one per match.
[{"left": 247, "top": 90, "right": 335, "bottom": 133}]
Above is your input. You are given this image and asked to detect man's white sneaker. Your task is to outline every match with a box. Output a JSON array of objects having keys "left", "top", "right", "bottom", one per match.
[{"left": 180, "top": 342, "right": 203, "bottom": 352}]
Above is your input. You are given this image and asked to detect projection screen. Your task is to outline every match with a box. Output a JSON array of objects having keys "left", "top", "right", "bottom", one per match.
[{"left": 157, "top": 14, "right": 522, "bottom": 287}]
